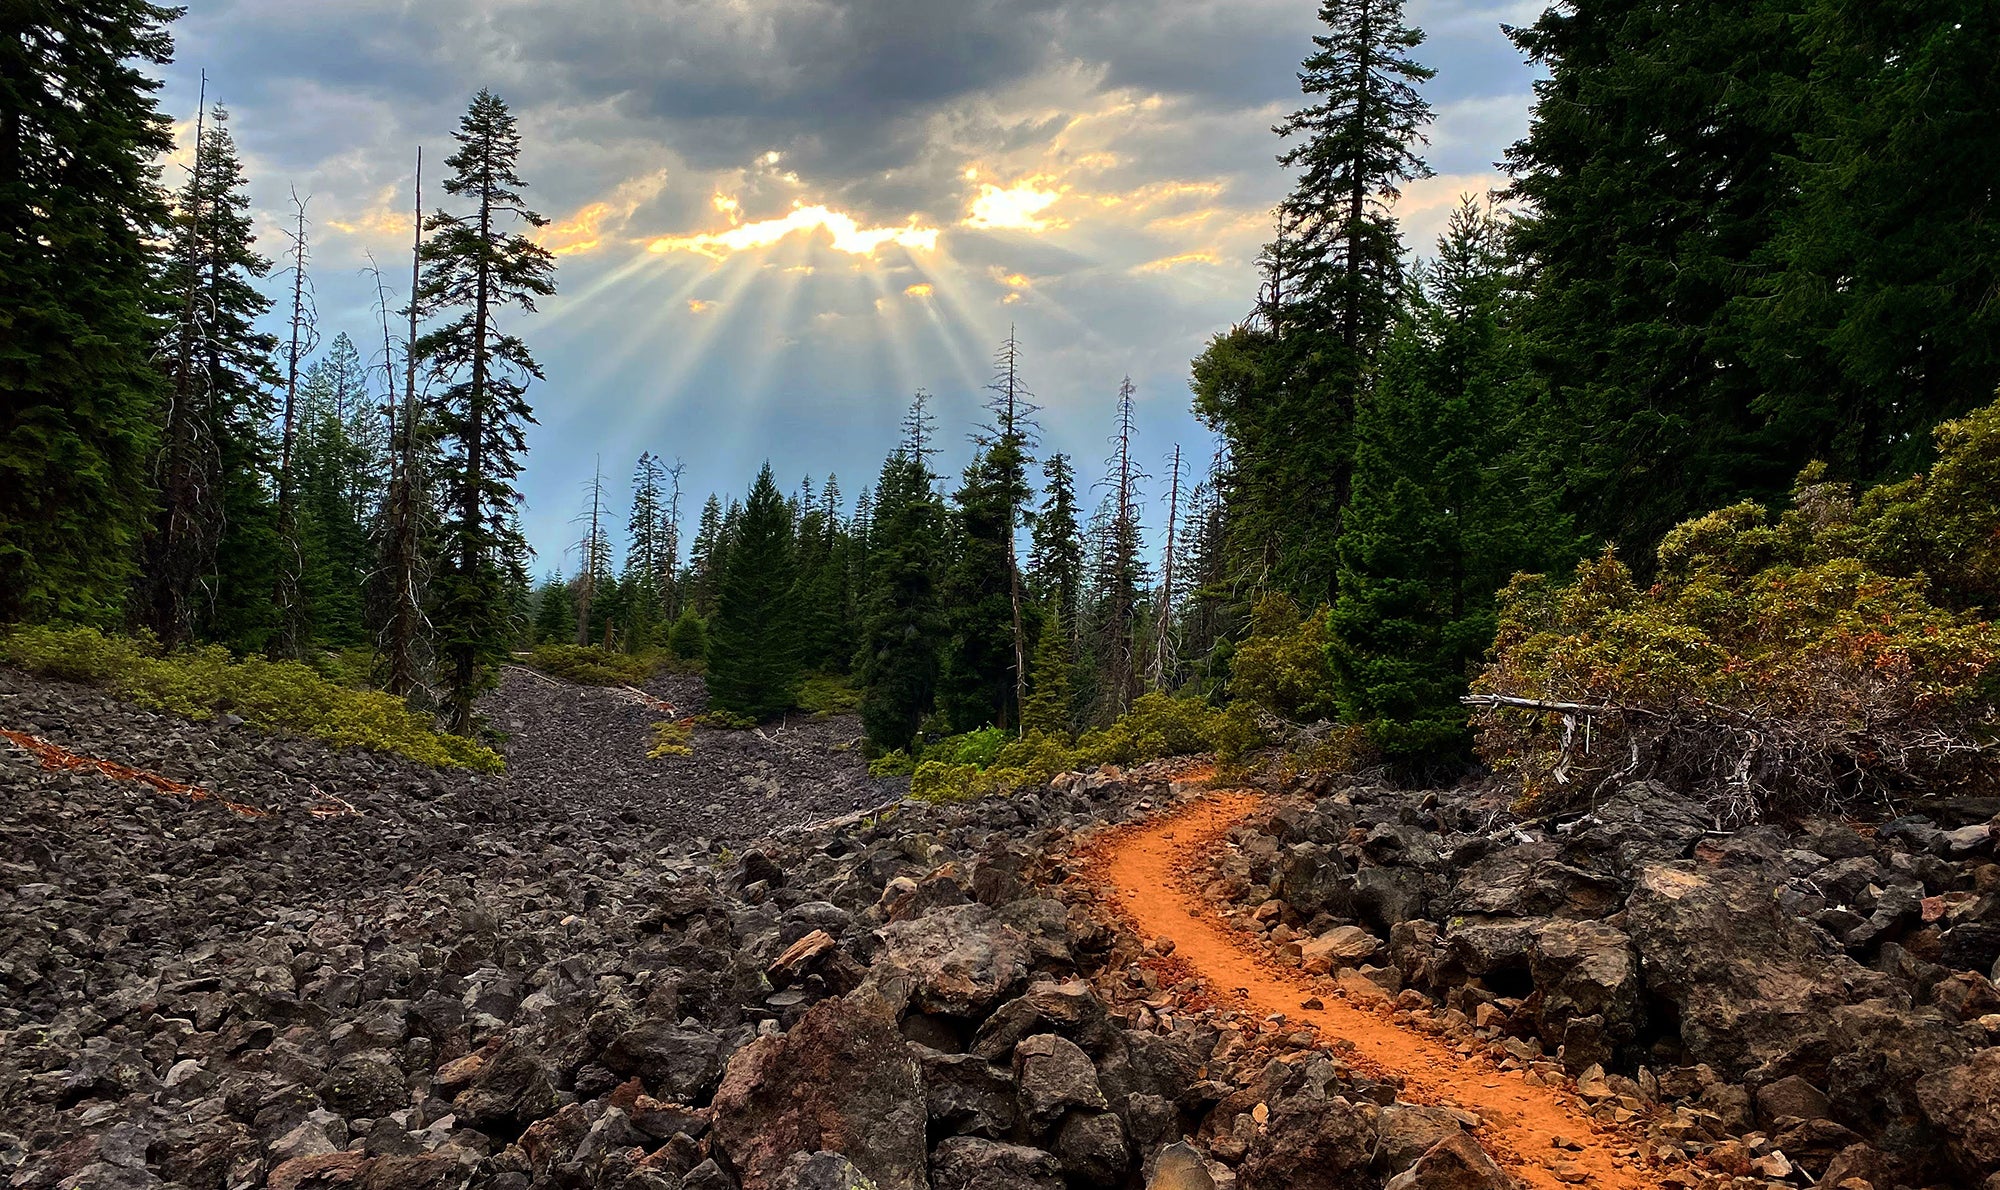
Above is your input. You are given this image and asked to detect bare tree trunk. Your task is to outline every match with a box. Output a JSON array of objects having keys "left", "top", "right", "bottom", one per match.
[
  {"left": 1150, "top": 444, "right": 1181, "bottom": 691},
  {"left": 381, "top": 149, "right": 425, "bottom": 698},
  {"left": 271, "top": 189, "right": 312, "bottom": 659}
]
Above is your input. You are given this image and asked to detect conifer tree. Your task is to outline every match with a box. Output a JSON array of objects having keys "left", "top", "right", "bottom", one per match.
[
  {"left": 140, "top": 104, "right": 283, "bottom": 651},
  {"left": 1331, "top": 199, "right": 1567, "bottom": 758},
  {"left": 690, "top": 494, "right": 725, "bottom": 615},
  {"left": 938, "top": 438, "right": 1030, "bottom": 731},
  {"left": 571, "top": 461, "right": 613, "bottom": 647},
  {"left": 623, "top": 452, "right": 669, "bottom": 649},
  {"left": 705, "top": 464, "right": 803, "bottom": 718},
  {"left": 1028, "top": 453, "right": 1084, "bottom": 636},
  {"left": 1022, "top": 604, "right": 1074, "bottom": 738},
  {"left": 415, "top": 90, "right": 556, "bottom": 732},
  {"left": 855, "top": 450, "right": 948, "bottom": 753},
  {"left": 531, "top": 572, "right": 573, "bottom": 644},
  {"left": 1504, "top": 0, "right": 1803, "bottom": 553},
  {"left": 296, "top": 338, "right": 378, "bottom": 647},
  {"left": 1193, "top": 0, "right": 1434, "bottom": 604},
  {"left": 0, "top": 0, "right": 176, "bottom": 624}
]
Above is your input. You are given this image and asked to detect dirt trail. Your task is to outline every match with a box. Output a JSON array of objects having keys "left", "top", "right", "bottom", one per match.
[{"left": 1088, "top": 788, "right": 1664, "bottom": 1190}]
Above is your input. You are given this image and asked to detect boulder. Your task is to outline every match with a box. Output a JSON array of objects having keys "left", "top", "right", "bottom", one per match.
[
  {"left": 450, "top": 1041, "right": 557, "bottom": 1137},
  {"left": 772, "top": 1152, "right": 880, "bottom": 1190},
  {"left": 917, "top": 1050, "right": 1016, "bottom": 1139},
  {"left": 1299, "top": 927, "right": 1379, "bottom": 974},
  {"left": 1916, "top": 1048, "right": 2000, "bottom": 1175},
  {"left": 1528, "top": 920, "right": 1638, "bottom": 1072},
  {"left": 1145, "top": 1142, "right": 1215, "bottom": 1190},
  {"left": 710, "top": 996, "right": 927, "bottom": 1190},
  {"left": 600, "top": 1020, "right": 723, "bottom": 1102},
  {"left": 927, "top": 1138, "right": 1062, "bottom": 1190},
  {"left": 1382, "top": 1133, "right": 1517, "bottom": 1190},
  {"left": 1054, "top": 1111, "right": 1128, "bottom": 1186},
  {"left": 873, "top": 902, "right": 1070, "bottom": 1018},
  {"left": 318, "top": 1053, "right": 408, "bottom": 1119},
  {"left": 1237, "top": 1091, "right": 1376, "bottom": 1190},
  {"left": 1625, "top": 863, "right": 1851, "bottom": 1079},
  {"left": 1013, "top": 1034, "right": 1107, "bottom": 1133},
  {"left": 1755, "top": 1075, "right": 1832, "bottom": 1126}
]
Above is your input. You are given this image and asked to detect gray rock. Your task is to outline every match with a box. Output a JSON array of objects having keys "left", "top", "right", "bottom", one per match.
[
  {"left": 1014, "top": 1034, "right": 1107, "bottom": 1133},
  {"left": 927, "top": 1138, "right": 1062, "bottom": 1190}
]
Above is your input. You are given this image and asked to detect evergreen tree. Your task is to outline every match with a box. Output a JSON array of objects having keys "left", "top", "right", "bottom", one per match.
[
  {"left": 1022, "top": 604, "right": 1074, "bottom": 738},
  {"left": 1193, "top": 0, "right": 1434, "bottom": 605},
  {"left": 1088, "top": 379, "right": 1147, "bottom": 722},
  {"left": 666, "top": 605, "right": 706, "bottom": 661},
  {"left": 624, "top": 452, "right": 669, "bottom": 648},
  {"left": 689, "top": 494, "right": 725, "bottom": 615},
  {"left": 295, "top": 339, "right": 379, "bottom": 647},
  {"left": 1028, "top": 453, "right": 1083, "bottom": 632},
  {"left": 139, "top": 104, "right": 282, "bottom": 650},
  {"left": 855, "top": 450, "right": 948, "bottom": 753},
  {"left": 0, "top": 0, "right": 176, "bottom": 624},
  {"left": 938, "top": 436, "right": 1030, "bottom": 731},
  {"left": 705, "top": 464, "right": 803, "bottom": 718},
  {"left": 531, "top": 571, "right": 573, "bottom": 644},
  {"left": 1739, "top": 0, "right": 2000, "bottom": 482},
  {"left": 1504, "top": 0, "right": 1804, "bottom": 554},
  {"left": 415, "top": 90, "right": 557, "bottom": 732},
  {"left": 1331, "top": 200, "right": 1566, "bottom": 758}
]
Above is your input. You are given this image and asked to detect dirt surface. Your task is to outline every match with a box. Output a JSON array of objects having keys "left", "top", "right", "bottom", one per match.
[{"left": 1087, "top": 786, "right": 1665, "bottom": 1190}]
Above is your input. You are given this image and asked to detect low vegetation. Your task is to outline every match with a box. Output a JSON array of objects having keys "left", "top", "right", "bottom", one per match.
[
  {"left": 524, "top": 644, "right": 694, "bottom": 687},
  {"left": 1473, "top": 400, "right": 2000, "bottom": 821},
  {"left": 1, "top": 626, "right": 504, "bottom": 771}
]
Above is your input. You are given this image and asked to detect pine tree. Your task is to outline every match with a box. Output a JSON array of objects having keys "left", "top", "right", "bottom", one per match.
[
  {"left": 0, "top": 0, "right": 176, "bottom": 624},
  {"left": 415, "top": 90, "right": 557, "bottom": 732},
  {"left": 296, "top": 338, "right": 378, "bottom": 647},
  {"left": 938, "top": 436, "right": 1030, "bottom": 732},
  {"left": 1022, "top": 604, "right": 1074, "bottom": 738},
  {"left": 705, "top": 464, "right": 803, "bottom": 719},
  {"left": 855, "top": 449, "right": 948, "bottom": 753},
  {"left": 624, "top": 452, "right": 668, "bottom": 651},
  {"left": 374, "top": 150, "right": 432, "bottom": 697},
  {"left": 690, "top": 494, "right": 725, "bottom": 615},
  {"left": 570, "top": 460, "right": 613, "bottom": 647},
  {"left": 1028, "top": 453, "right": 1084, "bottom": 636},
  {"left": 531, "top": 571, "right": 573, "bottom": 644},
  {"left": 1194, "top": 0, "right": 1434, "bottom": 606},
  {"left": 1740, "top": 0, "right": 2000, "bottom": 483},
  {"left": 1504, "top": 0, "right": 1804, "bottom": 555},
  {"left": 1331, "top": 199, "right": 1568, "bottom": 758},
  {"left": 1090, "top": 379, "right": 1147, "bottom": 722},
  {"left": 139, "top": 104, "right": 282, "bottom": 651}
]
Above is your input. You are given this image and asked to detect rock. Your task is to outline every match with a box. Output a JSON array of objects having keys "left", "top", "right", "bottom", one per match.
[
  {"left": 1528, "top": 920, "right": 1637, "bottom": 1073},
  {"left": 268, "top": 1152, "right": 373, "bottom": 1190},
  {"left": 772, "top": 1152, "right": 880, "bottom": 1190},
  {"left": 1237, "top": 1090, "right": 1376, "bottom": 1190},
  {"left": 359, "top": 1154, "right": 468, "bottom": 1190},
  {"left": 683, "top": 1158, "right": 741, "bottom": 1190},
  {"left": 1013, "top": 1034, "right": 1108, "bottom": 1133},
  {"left": 1146, "top": 1142, "right": 1215, "bottom": 1190},
  {"left": 969, "top": 980, "right": 1110, "bottom": 1060},
  {"left": 1756, "top": 1075, "right": 1832, "bottom": 1125},
  {"left": 710, "top": 995, "right": 927, "bottom": 1190},
  {"left": 1382, "top": 1132, "right": 1517, "bottom": 1190},
  {"left": 451, "top": 1042, "right": 558, "bottom": 1138},
  {"left": 873, "top": 902, "right": 1066, "bottom": 1018},
  {"left": 319, "top": 1053, "right": 409, "bottom": 1119},
  {"left": 927, "top": 1138, "right": 1063, "bottom": 1190},
  {"left": 1054, "top": 1111, "right": 1128, "bottom": 1186},
  {"left": 1299, "top": 927, "right": 1379, "bottom": 974},
  {"left": 1916, "top": 1048, "right": 2000, "bottom": 1175},
  {"left": 1372, "top": 1105, "right": 1465, "bottom": 1176},
  {"left": 601, "top": 1020, "right": 723, "bottom": 1102},
  {"left": 1625, "top": 863, "right": 1851, "bottom": 1078},
  {"left": 917, "top": 1050, "right": 1016, "bottom": 1139}
]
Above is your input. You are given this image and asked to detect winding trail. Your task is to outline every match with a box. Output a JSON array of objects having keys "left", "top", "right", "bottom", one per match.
[{"left": 1087, "top": 788, "right": 1663, "bottom": 1190}]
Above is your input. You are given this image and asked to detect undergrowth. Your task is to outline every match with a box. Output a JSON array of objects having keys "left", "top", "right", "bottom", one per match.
[
  {"left": 648, "top": 719, "right": 694, "bottom": 758},
  {"left": 525, "top": 644, "right": 679, "bottom": 686},
  {"left": 1, "top": 625, "right": 504, "bottom": 771}
]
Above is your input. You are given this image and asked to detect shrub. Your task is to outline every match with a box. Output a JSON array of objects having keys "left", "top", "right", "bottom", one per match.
[
  {"left": 527, "top": 644, "right": 661, "bottom": 687},
  {"left": 0, "top": 625, "right": 503, "bottom": 771},
  {"left": 1473, "top": 492, "right": 2000, "bottom": 821},
  {"left": 797, "top": 672, "right": 862, "bottom": 717},
  {"left": 1230, "top": 595, "right": 1339, "bottom": 721},
  {"left": 695, "top": 708, "right": 759, "bottom": 731},
  {"left": 666, "top": 608, "right": 708, "bottom": 661},
  {"left": 648, "top": 719, "right": 693, "bottom": 758}
]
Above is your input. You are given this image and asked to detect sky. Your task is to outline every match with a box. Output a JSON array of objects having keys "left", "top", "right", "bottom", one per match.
[{"left": 157, "top": 0, "right": 1544, "bottom": 574}]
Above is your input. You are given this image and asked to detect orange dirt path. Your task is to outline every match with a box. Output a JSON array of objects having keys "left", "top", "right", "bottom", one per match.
[{"left": 1087, "top": 788, "right": 1664, "bottom": 1190}]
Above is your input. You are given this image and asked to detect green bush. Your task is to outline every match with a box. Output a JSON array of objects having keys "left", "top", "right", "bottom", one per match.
[
  {"left": 666, "top": 608, "right": 708, "bottom": 661},
  {"left": 797, "top": 672, "right": 862, "bottom": 717},
  {"left": 1473, "top": 424, "right": 2000, "bottom": 820},
  {"left": 0, "top": 625, "right": 503, "bottom": 771},
  {"left": 648, "top": 719, "right": 693, "bottom": 758},
  {"left": 527, "top": 644, "right": 662, "bottom": 687},
  {"left": 695, "top": 708, "right": 759, "bottom": 730},
  {"left": 1230, "top": 595, "right": 1339, "bottom": 721}
]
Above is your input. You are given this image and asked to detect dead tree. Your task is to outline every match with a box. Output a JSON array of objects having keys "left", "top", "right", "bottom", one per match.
[
  {"left": 377, "top": 149, "right": 428, "bottom": 698},
  {"left": 987, "top": 327, "right": 1039, "bottom": 729},
  {"left": 1149, "top": 443, "right": 1183, "bottom": 690},
  {"left": 1097, "top": 377, "right": 1145, "bottom": 719},
  {"left": 572, "top": 457, "right": 612, "bottom": 647},
  {"left": 270, "top": 188, "right": 317, "bottom": 658}
]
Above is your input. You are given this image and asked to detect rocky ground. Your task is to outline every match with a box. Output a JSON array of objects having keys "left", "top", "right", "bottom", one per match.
[
  {"left": 3, "top": 663, "right": 1997, "bottom": 1190},
  {"left": 1182, "top": 773, "right": 2000, "bottom": 1188}
]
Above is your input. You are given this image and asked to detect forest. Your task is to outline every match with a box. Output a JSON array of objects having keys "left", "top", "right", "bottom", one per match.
[{"left": 3, "top": 0, "right": 1997, "bottom": 806}]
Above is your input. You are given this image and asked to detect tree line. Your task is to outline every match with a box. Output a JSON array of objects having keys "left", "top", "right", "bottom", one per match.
[
  {"left": 3, "top": 2, "right": 555, "bottom": 732},
  {"left": 5, "top": 0, "right": 1993, "bottom": 760}
]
